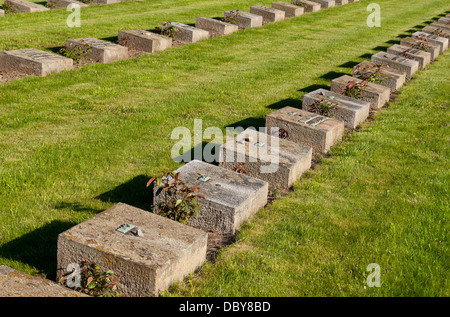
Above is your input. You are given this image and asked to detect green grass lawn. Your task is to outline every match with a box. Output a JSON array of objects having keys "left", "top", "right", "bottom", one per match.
[{"left": 0, "top": 0, "right": 448, "bottom": 296}]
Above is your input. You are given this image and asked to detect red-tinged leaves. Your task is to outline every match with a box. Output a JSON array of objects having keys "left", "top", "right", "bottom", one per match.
[{"left": 146, "top": 177, "right": 156, "bottom": 188}]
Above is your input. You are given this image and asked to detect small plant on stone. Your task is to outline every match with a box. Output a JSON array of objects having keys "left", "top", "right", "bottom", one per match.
[
  {"left": 1, "top": 4, "right": 14, "bottom": 14},
  {"left": 309, "top": 99, "right": 337, "bottom": 116},
  {"left": 45, "top": 2, "right": 56, "bottom": 8},
  {"left": 79, "top": 0, "right": 93, "bottom": 4},
  {"left": 278, "top": 128, "right": 289, "bottom": 139},
  {"left": 354, "top": 64, "right": 384, "bottom": 84},
  {"left": 341, "top": 80, "right": 368, "bottom": 99},
  {"left": 409, "top": 38, "right": 430, "bottom": 51},
  {"left": 147, "top": 171, "right": 204, "bottom": 224},
  {"left": 232, "top": 162, "right": 247, "bottom": 174},
  {"left": 59, "top": 43, "right": 91, "bottom": 63},
  {"left": 224, "top": 11, "right": 241, "bottom": 24},
  {"left": 70, "top": 261, "right": 121, "bottom": 297},
  {"left": 292, "top": 0, "right": 308, "bottom": 8},
  {"left": 158, "top": 22, "right": 181, "bottom": 39}
]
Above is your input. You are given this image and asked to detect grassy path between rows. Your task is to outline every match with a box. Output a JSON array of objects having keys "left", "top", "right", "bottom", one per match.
[{"left": 0, "top": 0, "right": 448, "bottom": 296}]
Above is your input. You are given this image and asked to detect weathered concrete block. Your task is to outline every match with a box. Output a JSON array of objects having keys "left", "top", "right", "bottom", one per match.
[
  {"left": 118, "top": 30, "right": 172, "bottom": 53},
  {"left": 0, "top": 48, "right": 73, "bottom": 77},
  {"left": 57, "top": 203, "right": 207, "bottom": 297},
  {"left": 430, "top": 21, "right": 450, "bottom": 31},
  {"left": 353, "top": 61, "right": 406, "bottom": 92},
  {"left": 302, "top": 88, "right": 370, "bottom": 129},
  {"left": 271, "top": 2, "right": 304, "bottom": 18},
  {"left": 5, "top": 0, "right": 49, "bottom": 13},
  {"left": 195, "top": 17, "right": 239, "bottom": 36},
  {"left": 219, "top": 128, "right": 312, "bottom": 190},
  {"left": 438, "top": 17, "right": 450, "bottom": 24},
  {"left": 90, "top": 0, "right": 120, "bottom": 4},
  {"left": 291, "top": 0, "right": 321, "bottom": 12},
  {"left": 335, "top": 0, "right": 348, "bottom": 5},
  {"left": 46, "top": 0, "right": 88, "bottom": 9},
  {"left": 412, "top": 31, "right": 448, "bottom": 54},
  {"left": 65, "top": 38, "right": 128, "bottom": 63},
  {"left": 250, "top": 5, "right": 285, "bottom": 23},
  {"left": 153, "top": 160, "right": 268, "bottom": 234},
  {"left": 371, "top": 51, "right": 419, "bottom": 80},
  {"left": 422, "top": 26, "right": 450, "bottom": 39},
  {"left": 161, "top": 22, "right": 210, "bottom": 43},
  {"left": 347, "top": 0, "right": 360, "bottom": 3},
  {"left": 400, "top": 37, "right": 440, "bottom": 61},
  {"left": 330, "top": 75, "right": 391, "bottom": 110},
  {"left": 224, "top": 10, "right": 263, "bottom": 29},
  {"left": 386, "top": 44, "right": 431, "bottom": 70},
  {"left": 0, "top": 265, "right": 89, "bottom": 297},
  {"left": 266, "top": 106, "right": 344, "bottom": 154},
  {"left": 314, "top": 0, "right": 335, "bottom": 9}
]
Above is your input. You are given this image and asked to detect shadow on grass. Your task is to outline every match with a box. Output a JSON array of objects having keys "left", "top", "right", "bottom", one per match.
[
  {"left": 319, "top": 71, "right": 348, "bottom": 80},
  {"left": 266, "top": 98, "right": 302, "bottom": 110},
  {"left": 298, "top": 84, "right": 329, "bottom": 93},
  {"left": 339, "top": 61, "right": 360, "bottom": 69},
  {"left": 95, "top": 175, "right": 153, "bottom": 211},
  {"left": 0, "top": 220, "right": 77, "bottom": 281},
  {"left": 171, "top": 141, "right": 221, "bottom": 166}
]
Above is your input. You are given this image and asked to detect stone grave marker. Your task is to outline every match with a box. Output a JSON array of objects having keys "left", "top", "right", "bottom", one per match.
[
  {"left": 0, "top": 48, "right": 73, "bottom": 77},
  {"left": 371, "top": 51, "right": 419, "bottom": 80},
  {"left": 271, "top": 2, "right": 304, "bottom": 18},
  {"left": 250, "top": 5, "right": 285, "bottom": 23},
  {"left": 302, "top": 88, "right": 370, "bottom": 129},
  {"left": 291, "top": 0, "right": 321, "bottom": 12},
  {"left": 335, "top": 0, "right": 348, "bottom": 5},
  {"left": 161, "top": 22, "right": 210, "bottom": 43},
  {"left": 57, "top": 203, "right": 208, "bottom": 297},
  {"left": 430, "top": 21, "right": 450, "bottom": 31},
  {"left": 353, "top": 61, "right": 406, "bottom": 92},
  {"left": 330, "top": 75, "right": 391, "bottom": 110},
  {"left": 386, "top": 44, "right": 431, "bottom": 70},
  {"left": 118, "top": 30, "right": 172, "bottom": 53},
  {"left": 65, "top": 38, "right": 128, "bottom": 64},
  {"left": 224, "top": 10, "right": 263, "bottom": 29},
  {"left": 0, "top": 265, "right": 89, "bottom": 297},
  {"left": 195, "top": 17, "right": 239, "bottom": 36},
  {"left": 347, "top": 0, "right": 360, "bottom": 3},
  {"left": 153, "top": 160, "right": 268, "bottom": 234},
  {"left": 46, "top": 0, "right": 88, "bottom": 9},
  {"left": 412, "top": 31, "right": 448, "bottom": 54},
  {"left": 422, "top": 26, "right": 450, "bottom": 39},
  {"left": 5, "top": 0, "right": 49, "bottom": 13},
  {"left": 219, "top": 128, "right": 312, "bottom": 190},
  {"left": 314, "top": 0, "right": 336, "bottom": 9},
  {"left": 400, "top": 37, "right": 440, "bottom": 61},
  {"left": 438, "top": 17, "right": 450, "bottom": 24},
  {"left": 90, "top": 0, "right": 121, "bottom": 4},
  {"left": 266, "top": 106, "right": 345, "bottom": 153}
]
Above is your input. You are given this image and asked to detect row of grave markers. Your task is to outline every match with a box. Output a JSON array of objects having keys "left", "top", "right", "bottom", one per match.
[
  {"left": 1, "top": 5, "right": 449, "bottom": 297},
  {"left": 0, "top": 0, "right": 131, "bottom": 15}
]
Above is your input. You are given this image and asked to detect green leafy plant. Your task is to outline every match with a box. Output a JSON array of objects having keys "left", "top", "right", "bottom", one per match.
[
  {"left": 224, "top": 10, "right": 241, "bottom": 24},
  {"left": 309, "top": 100, "right": 337, "bottom": 116},
  {"left": 158, "top": 22, "right": 181, "bottom": 39},
  {"left": 292, "top": 0, "right": 308, "bottom": 8},
  {"left": 232, "top": 162, "right": 247, "bottom": 174},
  {"left": 353, "top": 64, "right": 384, "bottom": 84},
  {"left": 147, "top": 171, "right": 204, "bottom": 224},
  {"left": 74, "top": 261, "right": 120, "bottom": 297},
  {"left": 1, "top": 4, "right": 14, "bottom": 14},
  {"left": 341, "top": 80, "right": 368, "bottom": 99},
  {"left": 59, "top": 42, "right": 92, "bottom": 63},
  {"left": 409, "top": 38, "right": 430, "bottom": 51}
]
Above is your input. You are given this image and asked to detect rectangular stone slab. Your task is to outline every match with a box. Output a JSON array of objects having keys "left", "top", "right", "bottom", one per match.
[
  {"left": 46, "top": 0, "right": 88, "bottom": 9},
  {"left": 335, "top": 0, "right": 348, "bottom": 5},
  {"left": 291, "top": 0, "right": 321, "bottom": 12},
  {"left": 353, "top": 61, "right": 406, "bottom": 92},
  {"left": 90, "top": 0, "right": 121, "bottom": 4},
  {"left": 250, "top": 5, "right": 285, "bottom": 23},
  {"left": 5, "top": 0, "right": 49, "bottom": 13},
  {"left": 0, "top": 266, "right": 89, "bottom": 297},
  {"left": 314, "top": 0, "right": 335, "bottom": 9},
  {"left": 0, "top": 48, "right": 73, "bottom": 77},
  {"left": 302, "top": 88, "right": 370, "bottom": 129},
  {"left": 271, "top": 2, "right": 304, "bottom": 18},
  {"left": 386, "top": 44, "right": 431, "bottom": 70},
  {"left": 118, "top": 30, "right": 172, "bottom": 53},
  {"left": 266, "top": 106, "right": 345, "bottom": 153},
  {"left": 371, "top": 51, "right": 419, "bottom": 80},
  {"left": 438, "top": 17, "right": 450, "bottom": 24},
  {"left": 219, "top": 128, "right": 312, "bottom": 190},
  {"left": 161, "top": 22, "right": 210, "bottom": 43},
  {"left": 430, "top": 21, "right": 450, "bottom": 31},
  {"left": 422, "top": 26, "right": 450, "bottom": 39},
  {"left": 224, "top": 10, "right": 263, "bottom": 29},
  {"left": 153, "top": 160, "right": 268, "bottom": 234},
  {"left": 412, "top": 31, "right": 448, "bottom": 54},
  {"left": 65, "top": 38, "right": 128, "bottom": 64},
  {"left": 330, "top": 75, "right": 391, "bottom": 110},
  {"left": 400, "top": 37, "right": 440, "bottom": 61},
  {"left": 195, "top": 17, "right": 239, "bottom": 36},
  {"left": 56, "top": 203, "right": 207, "bottom": 297}
]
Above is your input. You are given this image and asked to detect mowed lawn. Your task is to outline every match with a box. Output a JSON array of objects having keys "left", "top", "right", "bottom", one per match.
[{"left": 0, "top": 0, "right": 448, "bottom": 296}]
